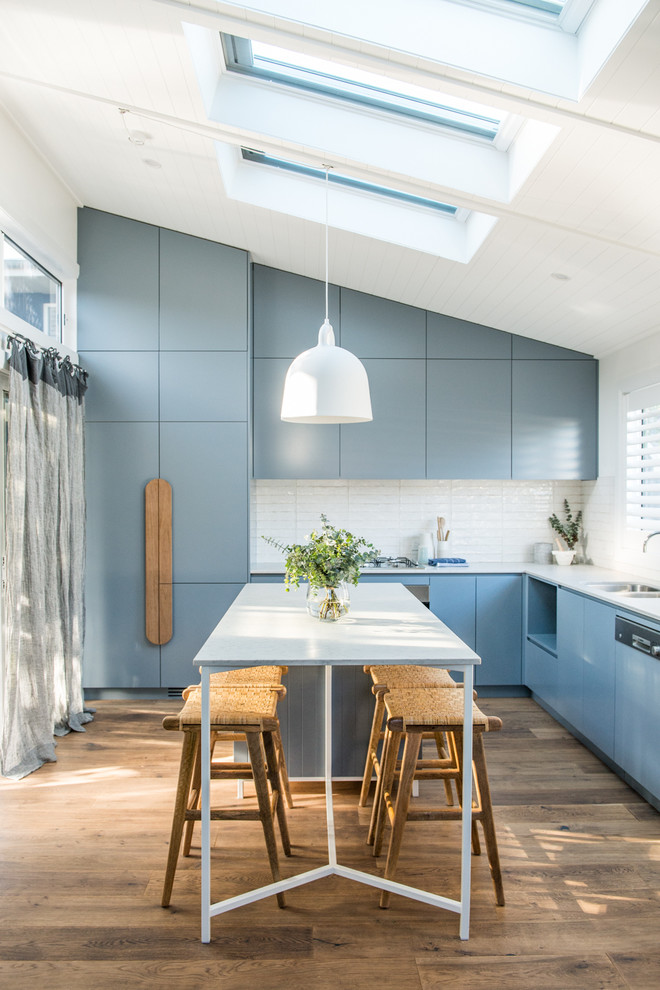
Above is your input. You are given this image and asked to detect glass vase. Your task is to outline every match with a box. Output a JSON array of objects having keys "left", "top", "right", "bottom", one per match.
[{"left": 306, "top": 582, "right": 350, "bottom": 621}]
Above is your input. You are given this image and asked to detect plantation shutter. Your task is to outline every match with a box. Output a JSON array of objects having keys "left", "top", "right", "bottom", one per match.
[{"left": 626, "top": 383, "right": 660, "bottom": 533}]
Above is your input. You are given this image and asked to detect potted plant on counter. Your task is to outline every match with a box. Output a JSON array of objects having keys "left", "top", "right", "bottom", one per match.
[
  {"left": 263, "top": 515, "right": 377, "bottom": 620},
  {"left": 548, "top": 499, "right": 583, "bottom": 565}
]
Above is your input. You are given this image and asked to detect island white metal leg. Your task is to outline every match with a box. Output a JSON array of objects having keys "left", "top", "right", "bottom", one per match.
[{"left": 199, "top": 662, "right": 474, "bottom": 943}]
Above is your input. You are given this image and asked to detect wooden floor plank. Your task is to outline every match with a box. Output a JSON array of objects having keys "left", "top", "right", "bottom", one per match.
[{"left": 1, "top": 696, "right": 659, "bottom": 989}]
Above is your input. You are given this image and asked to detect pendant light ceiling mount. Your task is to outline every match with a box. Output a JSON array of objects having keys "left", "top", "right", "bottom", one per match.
[{"left": 280, "top": 165, "right": 373, "bottom": 424}]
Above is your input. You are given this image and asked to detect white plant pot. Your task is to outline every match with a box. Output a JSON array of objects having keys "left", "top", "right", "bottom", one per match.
[{"left": 552, "top": 550, "right": 575, "bottom": 566}]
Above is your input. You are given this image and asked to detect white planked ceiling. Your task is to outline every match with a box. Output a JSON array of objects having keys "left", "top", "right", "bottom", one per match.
[{"left": 1, "top": 0, "right": 660, "bottom": 357}]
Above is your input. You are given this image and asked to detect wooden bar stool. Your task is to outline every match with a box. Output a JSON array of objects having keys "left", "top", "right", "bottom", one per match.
[
  {"left": 359, "top": 665, "right": 461, "bottom": 808},
  {"left": 371, "top": 686, "right": 504, "bottom": 909},
  {"left": 161, "top": 685, "right": 292, "bottom": 909},
  {"left": 182, "top": 665, "right": 293, "bottom": 821}
]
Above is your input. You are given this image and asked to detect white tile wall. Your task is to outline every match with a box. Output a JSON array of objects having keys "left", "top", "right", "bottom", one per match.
[{"left": 251, "top": 479, "right": 587, "bottom": 565}]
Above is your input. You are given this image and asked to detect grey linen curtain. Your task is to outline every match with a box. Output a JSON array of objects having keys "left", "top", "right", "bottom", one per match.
[{"left": 1, "top": 336, "right": 92, "bottom": 780}]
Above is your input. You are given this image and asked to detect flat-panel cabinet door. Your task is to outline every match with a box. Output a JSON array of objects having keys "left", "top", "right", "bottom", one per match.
[
  {"left": 160, "top": 583, "right": 243, "bottom": 688},
  {"left": 84, "top": 422, "right": 161, "bottom": 688},
  {"left": 582, "top": 599, "right": 615, "bottom": 759},
  {"left": 429, "top": 576, "right": 476, "bottom": 649},
  {"left": 339, "top": 288, "right": 425, "bottom": 358},
  {"left": 512, "top": 360, "right": 598, "bottom": 479},
  {"left": 476, "top": 575, "right": 522, "bottom": 685},
  {"left": 77, "top": 209, "right": 159, "bottom": 351},
  {"left": 427, "top": 360, "right": 511, "bottom": 478},
  {"left": 159, "top": 229, "right": 248, "bottom": 351},
  {"left": 340, "top": 360, "right": 425, "bottom": 478},
  {"left": 253, "top": 265, "right": 340, "bottom": 357},
  {"left": 556, "top": 589, "right": 584, "bottom": 730},
  {"left": 160, "top": 422, "right": 248, "bottom": 583},
  {"left": 252, "top": 359, "right": 340, "bottom": 478}
]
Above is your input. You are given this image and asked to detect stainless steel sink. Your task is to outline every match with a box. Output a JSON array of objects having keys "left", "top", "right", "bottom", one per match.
[{"left": 584, "top": 581, "right": 660, "bottom": 596}]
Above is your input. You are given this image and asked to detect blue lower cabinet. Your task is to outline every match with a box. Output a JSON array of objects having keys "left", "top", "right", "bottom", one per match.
[
  {"left": 160, "top": 583, "right": 243, "bottom": 689},
  {"left": 475, "top": 575, "right": 522, "bottom": 685},
  {"left": 524, "top": 639, "right": 558, "bottom": 707},
  {"left": 556, "top": 589, "right": 584, "bottom": 731},
  {"left": 429, "top": 575, "right": 476, "bottom": 649},
  {"left": 581, "top": 598, "right": 615, "bottom": 759}
]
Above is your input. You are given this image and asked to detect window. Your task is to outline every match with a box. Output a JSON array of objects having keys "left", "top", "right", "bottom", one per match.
[
  {"left": 625, "top": 384, "right": 660, "bottom": 539},
  {"left": 222, "top": 35, "right": 503, "bottom": 140},
  {"left": 2, "top": 235, "right": 62, "bottom": 341},
  {"left": 241, "top": 149, "right": 462, "bottom": 216},
  {"left": 505, "top": 0, "right": 566, "bottom": 13}
]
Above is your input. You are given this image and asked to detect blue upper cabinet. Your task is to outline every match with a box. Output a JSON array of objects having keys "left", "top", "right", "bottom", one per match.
[
  {"left": 427, "top": 359, "right": 511, "bottom": 478},
  {"left": 253, "top": 265, "right": 340, "bottom": 357},
  {"left": 159, "top": 229, "right": 248, "bottom": 351},
  {"left": 339, "top": 288, "right": 425, "bottom": 358},
  {"left": 427, "top": 312, "right": 511, "bottom": 359},
  {"left": 340, "top": 359, "right": 425, "bottom": 478},
  {"left": 512, "top": 337, "right": 593, "bottom": 360},
  {"left": 512, "top": 359, "right": 598, "bottom": 479},
  {"left": 77, "top": 208, "right": 159, "bottom": 351}
]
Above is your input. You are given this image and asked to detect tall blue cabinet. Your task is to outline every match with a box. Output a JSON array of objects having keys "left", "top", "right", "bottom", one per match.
[{"left": 79, "top": 209, "right": 249, "bottom": 690}]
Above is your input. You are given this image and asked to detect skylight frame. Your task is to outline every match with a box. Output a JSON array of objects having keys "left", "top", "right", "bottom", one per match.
[
  {"left": 240, "top": 149, "right": 466, "bottom": 220},
  {"left": 221, "top": 34, "right": 503, "bottom": 142}
]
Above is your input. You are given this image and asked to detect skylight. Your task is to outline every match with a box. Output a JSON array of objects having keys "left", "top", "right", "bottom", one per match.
[
  {"left": 240, "top": 149, "right": 461, "bottom": 216},
  {"left": 222, "top": 35, "right": 503, "bottom": 140},
  {"left": 506, "top": 0, "right": 566, "bottom": 13}
]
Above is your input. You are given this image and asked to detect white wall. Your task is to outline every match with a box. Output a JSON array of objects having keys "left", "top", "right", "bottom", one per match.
[
  {"left": 585, "top": 328, "right": 660, "bottom": 581},
  {"left": 252, "top": 478, "right": 585, "bottom": 565}
]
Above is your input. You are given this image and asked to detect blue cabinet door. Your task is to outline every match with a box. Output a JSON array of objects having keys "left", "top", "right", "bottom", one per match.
[
  {"left": 427, "top": 360, "right": 511, "bottom": 479},
  {"left": 512, "top": 359, "right": 598, "bottom": 480},
  {"left": 339, "top": 287, "right": 425, "bottom": 358},
  {"left": 339, "top": 359, "right": 426, "bottom": 478},
  {"left": 475, "top": 575, "right": 522, "bottom": 685},
  {"left": 77, "top": 208, "right": 159, "bottom": 351},
  {"left": 556, "top": 589, "right": 584, "bottom": 730},
  {"left": 159, "top": 229, "right": 248, "bottom": 351},
  {"left": 524, "top": 639, "right": 558, "bottom": 706},
  {"left": 429, "top": 575, "right": 477, "bottom": 653},
  {"left": 253, "top": 265, "right": 341, "bottom": 357},
  {"left": 160, "top": 422, "right": 248, "bottom": 583},
  {"left": 582, "top": 598, "right": 615, "bottom": 759},
  {"left": 160, "top": 583, "right": 243, "bottom": 689},
  {"left": 427, "top": 312, "right": 511, "bottom": 359},
  {"left": 252, "top": 359, "right": 340, "bottom": 478},
  {"left": 84, "top": 422, "right": 161, "bottom": 688}
]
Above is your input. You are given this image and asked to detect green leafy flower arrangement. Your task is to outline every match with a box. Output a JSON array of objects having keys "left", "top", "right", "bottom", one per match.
[
  {"left": 263, "top": 514, "right": 378, "bottom": 590},
  {"left": 549, "top": 499, "right": 582, "bottom": 550}
]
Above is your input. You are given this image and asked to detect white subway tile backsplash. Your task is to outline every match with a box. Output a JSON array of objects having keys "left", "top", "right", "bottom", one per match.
[{"left": 252, "top": 478, "right": 589, "bottom": 564}]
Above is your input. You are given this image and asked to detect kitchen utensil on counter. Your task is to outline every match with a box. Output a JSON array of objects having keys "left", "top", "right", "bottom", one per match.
[
  {"left": 436, "top": 540, "right": 451, "bottom": 558},
  {"left": 437, "top": 516, "right": 446, "bottom": 542}
]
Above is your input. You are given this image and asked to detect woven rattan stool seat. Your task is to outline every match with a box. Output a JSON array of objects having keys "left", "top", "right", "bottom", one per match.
[
  {"left": 383, "top": 687, "right": 499, "bottom": 730},
  {"left": 182, "top": 665, "right": 289, "bottom": 699}
]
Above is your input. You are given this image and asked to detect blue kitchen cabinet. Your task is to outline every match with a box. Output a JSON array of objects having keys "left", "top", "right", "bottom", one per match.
[
  {"left": 159, "top": 228, "right": 248, "bottom": 351},
  {"left": 426, "top": 359, "right": 512, "bottom": 478},
  {"left": 252, "top": 358, "right": 340, "bottom": 478},
  {"left": 339, "top": 359, "right": 426, "bottom": 478},
  {"left": 160, "top": 583, "right": 243, "bottom": 689},
  {"left": 524, "top": 576, "right": 558, "bottom": 706},
  {"left": 77, "top": 208, "right": 159, "bottom": 351},
  {"left": 427, "top": 312, "right": 511, "bottom": 359},
  {"left": 253, "top": 264, "right": 341, "bottom": 358},
  {"left": 81, "top": 350, "right": 159, "bottom": 423},
  {"left": 84, "top": 422, "right": 161, "bottom": 688},
  {"left": 159, "top": 422, "right": 248, "bottom": 584},
  {"left": 475, "top": 575, "right": 522, "bottom": 685},
  {"left": 614, "top": 615, "right": 660, "bottom": 803},
  {"left": 159, "top": 350, "right": 248, "bottom": 422},
  {"left": 556, "top": 588, "right": 584, "bottom": 731},
  {"left": 429, "top": 575, "right": 477, "bottom": 651},
  {"left": 512, "top": 359, "right": 598, "bottom": 480},
  {"left": 512, "top": 337, "right": 593, "bottom": 360},
  {"left": 581, "top": 597, "right": 615, "bottom": 759},
  {"left": 524, "top": 639, "right": 558, "bottom": 706},
  {"left": 339, "top": 287, "right": 425, "bottom": 358}
]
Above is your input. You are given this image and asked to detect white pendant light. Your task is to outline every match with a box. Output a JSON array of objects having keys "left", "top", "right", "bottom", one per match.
[{"left": 281, "top": 168, "right": 372, "bottom": 424}]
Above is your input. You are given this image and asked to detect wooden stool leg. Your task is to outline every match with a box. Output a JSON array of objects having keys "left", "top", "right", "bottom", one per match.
[
  {"left": 473, "top": 732, "right": 505, "bottom": 906},
  {"left": 380, "top": 729, "right": 423, "bottom": 908},
  {"left": 433, "top": 731, "right": 456, "bottom": 807},
  {"left": 370, "top": 727, "right": 401, "bottom": 851},
  {"left": 162, "top": 728, "right": 198, "bottom": 907},
  {"left": 245, "top": 731, "right": 286, "bottom": 909},
  {"left": 263, "top": 729, "right": 292, "bottom": 856},
  {"left": 359, "top": 691, "right": 386, "bottom": 807},
  {"left": 273, "top": 727, "right": 294, "bottom": 810}
]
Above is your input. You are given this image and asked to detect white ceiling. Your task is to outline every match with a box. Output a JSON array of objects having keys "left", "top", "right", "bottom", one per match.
[{"left": 1, "top": 0, "right": 660, "bottom": 358}]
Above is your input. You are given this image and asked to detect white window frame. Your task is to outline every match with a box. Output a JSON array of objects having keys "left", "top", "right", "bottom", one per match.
[{"left": 621, "top": 381, "right": 660, "bottom": 556}]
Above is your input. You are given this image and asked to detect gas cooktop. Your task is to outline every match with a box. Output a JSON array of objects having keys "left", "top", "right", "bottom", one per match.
[{"left": 362, "top": 556, "right": 421, "bottom": 569}]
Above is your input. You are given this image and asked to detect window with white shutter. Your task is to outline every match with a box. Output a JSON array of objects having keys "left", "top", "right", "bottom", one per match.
[{"left": 625, "top": 383, "right": 660, "bottom": 541}]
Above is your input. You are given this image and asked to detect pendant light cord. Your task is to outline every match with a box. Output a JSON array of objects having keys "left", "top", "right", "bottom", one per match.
[{"left": 324, "top": 165, "right": 329, "bottom": 323}]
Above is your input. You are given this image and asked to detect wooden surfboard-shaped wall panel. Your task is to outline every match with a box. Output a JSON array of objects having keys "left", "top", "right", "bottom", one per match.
[{"left": 145, "top": 478, "right": 173, "bottom": 645}]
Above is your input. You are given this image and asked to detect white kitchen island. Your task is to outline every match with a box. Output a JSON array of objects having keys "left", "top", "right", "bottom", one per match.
[{"left": 194, "top": 581, "right": 480, "bottom": 943}]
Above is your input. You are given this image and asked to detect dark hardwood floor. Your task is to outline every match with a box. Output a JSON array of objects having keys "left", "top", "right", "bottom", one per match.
[{"left": 1, "top": 696, "right": 659, "bottom": 989}]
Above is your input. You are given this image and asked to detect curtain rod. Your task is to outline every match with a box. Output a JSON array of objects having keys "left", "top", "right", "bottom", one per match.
[{"left": 6, "top": 332, "right": 88, "bottom": 382}]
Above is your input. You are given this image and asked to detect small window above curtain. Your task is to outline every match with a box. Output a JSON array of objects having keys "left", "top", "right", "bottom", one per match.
[{"left": 624, "top": 382, "right": 660, "bottom": 546}]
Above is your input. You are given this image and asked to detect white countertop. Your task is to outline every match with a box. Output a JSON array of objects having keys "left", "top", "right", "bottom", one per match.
[
  {"left": 194, "top": 582, "right": 480, "bottom": 668},
  {"left": 252, "top": 561, "right": 660, "bottom": 624}
]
